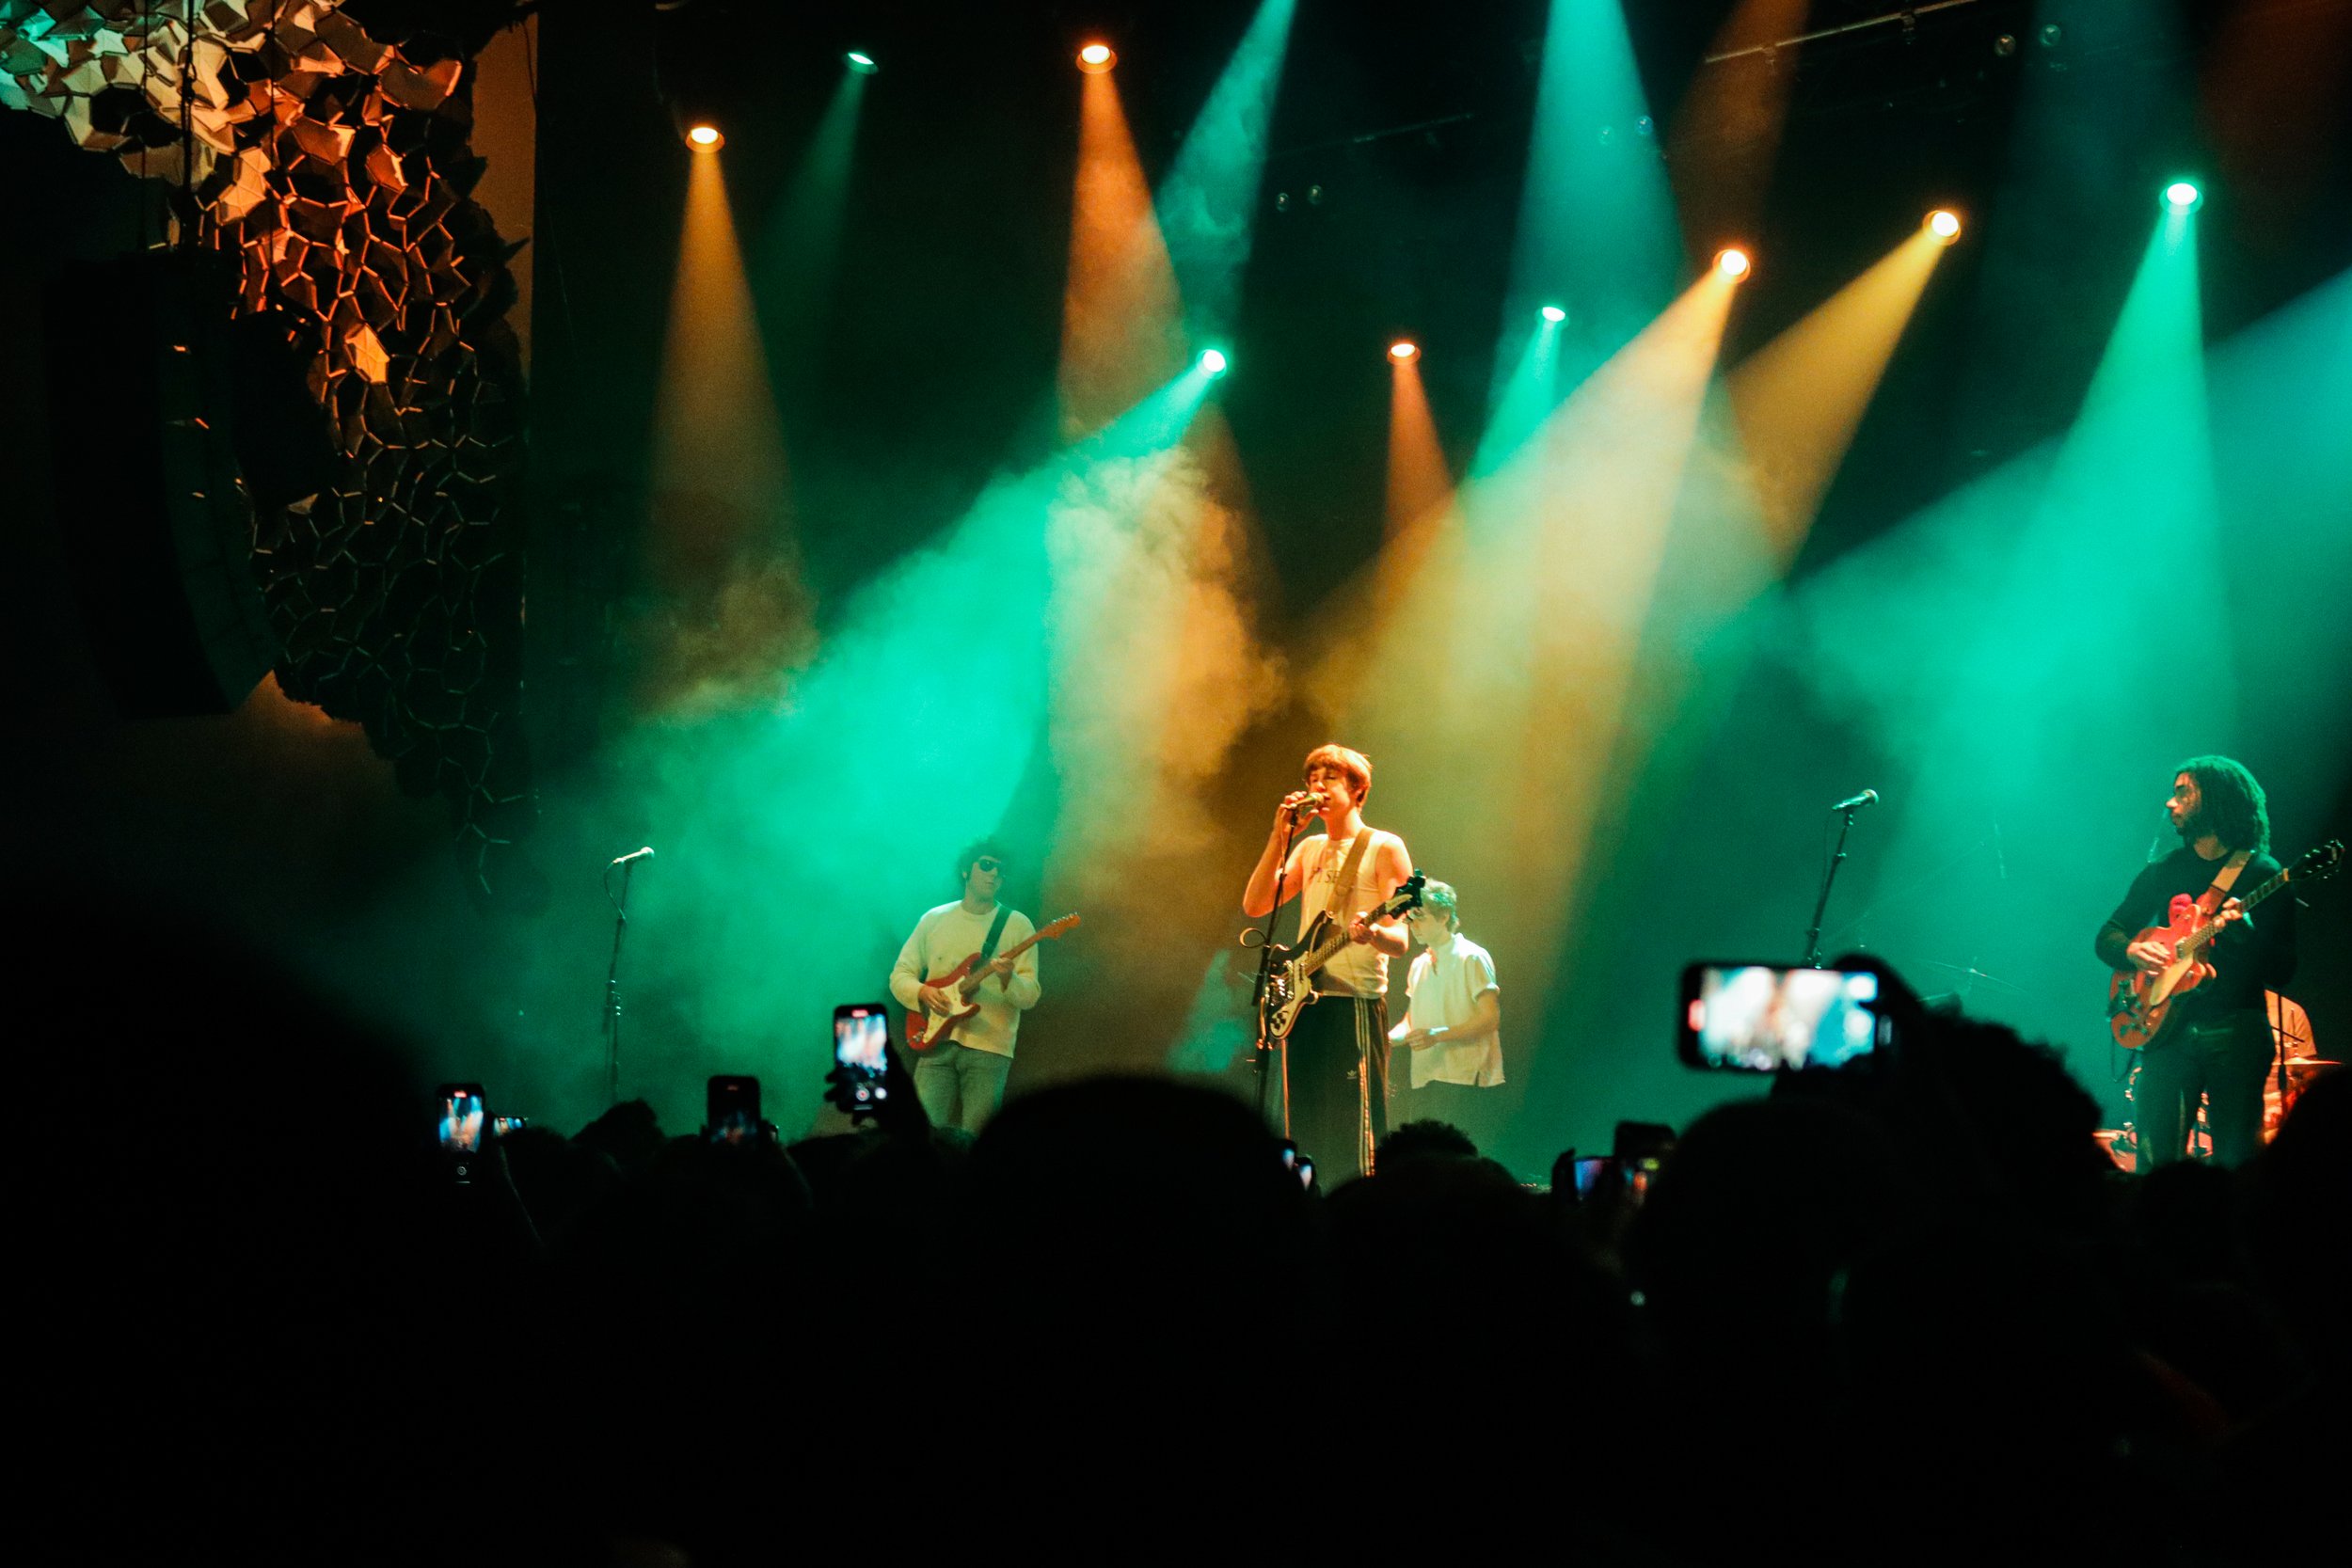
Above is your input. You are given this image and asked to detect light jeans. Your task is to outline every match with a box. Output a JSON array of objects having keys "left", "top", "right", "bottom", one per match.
[{"left": 913, "top": 1041, "right": 1012, "bottom": 1135}]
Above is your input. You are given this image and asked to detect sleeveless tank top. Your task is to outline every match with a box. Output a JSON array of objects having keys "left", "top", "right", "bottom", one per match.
[{"left": 1297, "top": 830, "right": 1393, "bottom": 998}]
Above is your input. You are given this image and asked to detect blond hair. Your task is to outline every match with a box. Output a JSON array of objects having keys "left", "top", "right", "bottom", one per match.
[{"left": 1302, "top": 743, "right": 1373, "bottom": 806}]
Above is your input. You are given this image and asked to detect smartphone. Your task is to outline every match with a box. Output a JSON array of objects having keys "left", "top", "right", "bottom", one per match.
[
  {"left": 491, "top": 1116, "right": 529, "bottom": 1139},
  {"left": 1279, "top": 1138, "right": 1299, "bottom": 1171},
  {"left": 437, "top": 1084, "right": 486, "bottom": 1153},
  {"left": 707, "top": 1075, "right": 761, "bottom": 1145},
  {"left": 1294, "top": 1153, "right": 1316, "bottom": 1192},
  {"left": 833, "top": 1002, "right": 892, "bottom": 1107},
  {"left": 1678, "top": 962, "right": 1887, "bottom": 1071},
  {"left": 1572, "top": 1155, "right": 1614, "bottom": 1200}
]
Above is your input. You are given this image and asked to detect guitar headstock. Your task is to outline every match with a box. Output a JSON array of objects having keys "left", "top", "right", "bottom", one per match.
[
  {"left": 2293, "top": 840, "right": 2344, "bottom": 882},
  {"left": 1038, "top": 914, "right": 1082, "bottom": 939},
  {"left": 1384, "top": 869, "right": 1427, "bottom": 917}
]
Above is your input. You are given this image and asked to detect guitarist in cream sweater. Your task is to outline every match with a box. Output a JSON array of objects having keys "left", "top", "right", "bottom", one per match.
[
  {"left": 1243, "top": 743, "right": 1414, "bottom": 1182},
  {"left": 890, "top": 839, "right": 1041, "bottom": 1134},
  {"left": 2095, "top": 757, "right": 2296, "bottom": 1168}
]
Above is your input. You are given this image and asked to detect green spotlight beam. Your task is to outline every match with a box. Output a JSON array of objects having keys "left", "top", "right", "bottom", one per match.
[
  {"left": 1154, "top": 0, "right": 1298, "bottom": 342},
  {"left": 1470, "top": 313, "right": 1563, "bottom": 480},
  {"left": 758, "top": 69, "right": 868, "bottom": 380},
  {"left": 608, "top": 365, "right": 1216, "bottom": 1121},
  {"left": 1499, "top": 0, "right": 1682, "bottom": 398}
]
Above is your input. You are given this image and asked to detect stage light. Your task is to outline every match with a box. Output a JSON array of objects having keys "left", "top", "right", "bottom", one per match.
[
  {"left": 2164, "top": 181, "right": 2202, "bottom": 211},
  {"left": 1927, "top": 209, "right": 1962, "bottom": 242},
  {"left": 1078, "top": 42, "right": 1116, "bottom": 73},
  {"left": 1200, "top": 348, "right": 1229, "bottom": 375},
  {"left": 845, "top": 51, "right": 878, "bottom": 75},
  {"left": 1539, "top": 304, "right": 1567, "bottom": 325},
  {"left": 1389, "top": 340, "right": 1419, "bottom": 361},
  {"left": 1715, "top": 247, "right": 1751, "bottom": 280},
  {"left": 686, "top": 123, "right": 723, "bottom": 150}
]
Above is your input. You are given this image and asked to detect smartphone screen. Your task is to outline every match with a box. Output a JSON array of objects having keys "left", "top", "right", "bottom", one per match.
[
  {"left": 1573, "top": 1155, "right": 1613, "bottom": 1199},
  {"left": 834, "top": 1003, "right": 891, "bottom": 1105},
  {"left": 707, "top": 1075, "right": 761, "bottom": 1145},
  {"left": 437, "top": 1085, "right": 485, "bottom": 1153},
  {"left": 1679, "top": 963, "right": 1885, "bottom": 1071}
]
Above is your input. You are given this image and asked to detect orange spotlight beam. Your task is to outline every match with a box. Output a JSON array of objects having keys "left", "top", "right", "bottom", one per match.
[
  {"left": 1725, "top": 225, "right": 1947, "bottom": 558},
  {"left": 1667, "top": 0, "right": 1813, "bottom": 240},
  {"left": 1385, "top": 352, "right": 1450, "bottom": 542},
  {"left": 1059, "top": 71, "right": 1184, "bottom": 436},
  {"left": 644, "top": 148, "right": 805, "bottom": 712}
]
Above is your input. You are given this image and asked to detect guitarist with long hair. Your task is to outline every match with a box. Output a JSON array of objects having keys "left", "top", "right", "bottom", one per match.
[
  {"left": 2096, "top": 756, "right": 2297, "bottom": 1168},
  {"left": 1242, "top": 743, "right": 1414, "bottom": 1182},
  {"left": 890, "top": 839, "right": 1041, "bottom": 1133}
]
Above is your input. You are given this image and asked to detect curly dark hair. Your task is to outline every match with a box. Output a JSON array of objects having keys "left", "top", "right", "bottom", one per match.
[
  {"left": 2175, "top": 755, "right": 2270, "bottom": 856},
  {"left": 955, "top": 837, "right": 1014, "bottom": 888}
]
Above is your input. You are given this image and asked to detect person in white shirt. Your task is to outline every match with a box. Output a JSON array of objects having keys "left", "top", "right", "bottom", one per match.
[
  {"left": 889, "top": 840, "right": 1041, "bottom": 1134},
  {"left": 1390, "top": 880, "right": 1504, "bottom": 1148}
]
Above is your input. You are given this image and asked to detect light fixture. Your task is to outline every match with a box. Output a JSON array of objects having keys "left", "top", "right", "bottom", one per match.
[
  {"left": 846, "top": 51, "right": 879, "bottom": 75},
  {"left": 1200, "top": 349, "right": 1229, "bottom": 375},
  {"left": 1389, "top": 340, "right": 1419, "bottom": 361},
  {"left": 1539, "top": 304, "right": 1567, "bottom": 325},
  {"left": 686, "top": 123, "right": 723, "bottom": 150},
  {"left": 1927, "top": 209, "right": 1962, "bottom": 242},
  {"left": 1077, "top": 42, "right": 1116, "bottom": 73},
  {"left": 1715, "top": 247, "right": 1752, "bottom": 280},
  {"left": 2164, "top": 180, "right": 2202, "bottom": 211}
]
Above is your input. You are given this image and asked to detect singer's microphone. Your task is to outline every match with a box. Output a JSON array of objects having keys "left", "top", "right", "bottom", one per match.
[
  {"left": 1832, "top": 789, "right": 1879, "bottom": 813},
  {"left": 1285, "top": 791, "right": 1329, "bottom": 815},
  {"left": 611, "top": 846, "right": 656, "bottom": 865}
]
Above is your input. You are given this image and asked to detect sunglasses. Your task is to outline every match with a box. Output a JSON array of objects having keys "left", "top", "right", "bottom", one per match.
[{"left": 972, "top": 858, "right": 1007, "bottom": 874}]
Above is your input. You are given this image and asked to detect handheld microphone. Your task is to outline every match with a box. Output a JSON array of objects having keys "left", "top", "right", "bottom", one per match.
[
  {"left": 611, "top": 847, "right": 656, "bottom": 865},
  {"left": 1832, "top": 789, "right": 1879, "bottom": 813}
]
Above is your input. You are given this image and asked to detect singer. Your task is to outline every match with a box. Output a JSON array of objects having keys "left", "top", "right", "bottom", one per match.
[{"left": 1241, "top": 744, "right": 1413, "bottom": 1182}]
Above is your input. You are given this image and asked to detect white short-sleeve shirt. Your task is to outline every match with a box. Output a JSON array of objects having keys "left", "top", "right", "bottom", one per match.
[{"left": 1401, "top": 932, "right": 1504, "bottom": 1088}]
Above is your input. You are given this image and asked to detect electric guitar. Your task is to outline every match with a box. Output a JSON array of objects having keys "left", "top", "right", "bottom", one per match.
[
  {"left": 907, "top": 914, "right": 1081, "bottom": 1053},
  {"left": 1259, "top": 870, "right": 1426, "bottom": 1042},
  {"left": 2107, "top": 840, "right": 2340, "bottom": 1050}
]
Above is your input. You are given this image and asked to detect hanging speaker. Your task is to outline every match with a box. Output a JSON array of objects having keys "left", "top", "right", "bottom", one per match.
[{"left": 43, "top": 248, "right": 310, "bottom": 719}]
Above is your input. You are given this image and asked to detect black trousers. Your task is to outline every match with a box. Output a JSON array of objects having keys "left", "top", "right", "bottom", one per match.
[
  {"left": 1284, "top": 993, "right": 1388, "bottom": 1185},
  {"left": 2135, "top": 1008, "right": 2275, "bottom": 1169}
]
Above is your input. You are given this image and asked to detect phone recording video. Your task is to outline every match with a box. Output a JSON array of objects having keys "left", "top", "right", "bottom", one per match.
[
  {"left": 1679, "top": 963, "right": 1886, "bottom": 1071},
  {"left": 437, "top": 1084, "right": 485, "bottom": 1153},
  {"left": 706, "top": 1075, "right": 762, "bottom": 1146},
  {"left": 833, "top": 1002, "right": 891, "bottom": 1107},
  {"left": 1573, "top": 1155, "right": 1614, "bottom": 1201}
]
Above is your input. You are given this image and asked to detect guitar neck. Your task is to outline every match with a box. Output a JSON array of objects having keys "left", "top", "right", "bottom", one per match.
[{"left": 2182, "top": 864, "right": 2288, "bottom": 955}]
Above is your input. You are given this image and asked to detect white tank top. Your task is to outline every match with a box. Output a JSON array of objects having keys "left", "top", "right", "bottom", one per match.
[{"left": 1297, "top": 830, "right": 1395, "bottom": 998}]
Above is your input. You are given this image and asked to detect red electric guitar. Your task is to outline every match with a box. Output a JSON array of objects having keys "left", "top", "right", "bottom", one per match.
[
  {"left": 2106, "top": 839, "right": 2340, "bottom": 1050},
  {"left": 907, "top": 913, "right": 1081, "bottom": 1053}
]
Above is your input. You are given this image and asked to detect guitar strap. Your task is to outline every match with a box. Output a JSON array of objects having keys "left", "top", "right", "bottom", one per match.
[
  {"left": 1328, "top": 830, "right": 1374, "bottom": 917},
  {"left": 2195, "top": 851, "right": 2252, "bottom": 915},
  {"left": 978, "top": 905, "right": 1013, "bottom": 967}
]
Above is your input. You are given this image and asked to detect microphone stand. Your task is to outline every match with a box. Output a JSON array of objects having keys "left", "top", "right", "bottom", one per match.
[
  {"left": 1804, "top": 801, "right": 1866, "bottom": 968},
  {"left": 1248, "top": 804, "right": 1306, "bottom": 1126},
  {"left": 601, "top": 855, "right": 642, "bottom": 1107}
]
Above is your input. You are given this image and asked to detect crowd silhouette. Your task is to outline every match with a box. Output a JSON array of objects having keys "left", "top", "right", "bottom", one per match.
[{"left": 24, "top": 899, "right": 2344, "bottom": 1564}]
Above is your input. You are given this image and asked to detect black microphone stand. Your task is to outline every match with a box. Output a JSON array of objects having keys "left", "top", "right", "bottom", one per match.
[
  {"left": 601, "top": 855, "right": 642, "bottom": 1107},
  {"left": 1804, "top": 800, "right": 1866, "bottom": 968},
  {"left": 1248, "top": 804, "right": 1306, "bottom": 1125}
]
